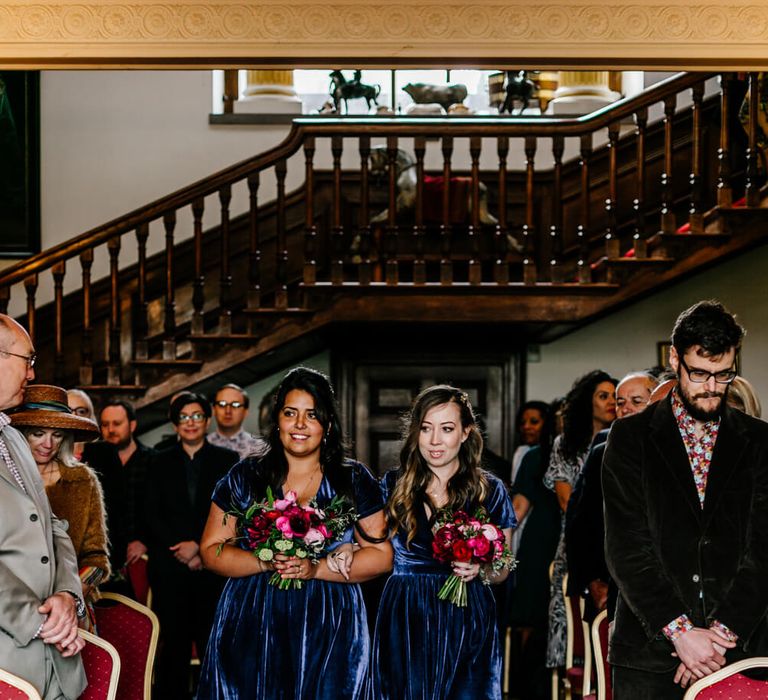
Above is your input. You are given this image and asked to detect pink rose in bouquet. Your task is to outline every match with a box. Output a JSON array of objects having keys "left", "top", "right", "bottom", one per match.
[
  {"left": 220, "top": 486, "right": 358, "bottom": 590},
  {"left": 431, "top": 507, "right": 516, "bottom": 607}
]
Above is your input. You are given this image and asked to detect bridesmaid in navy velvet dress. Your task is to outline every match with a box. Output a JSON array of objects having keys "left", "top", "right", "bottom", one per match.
[
  {"left": 371, "top": 385, "right": 516, "bottom": 700},
  {"left": 198, "top": 367, "right": 392, "bottom": 699}
]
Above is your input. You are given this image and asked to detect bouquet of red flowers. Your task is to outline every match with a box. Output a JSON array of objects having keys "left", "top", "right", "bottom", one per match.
[
  {"left": 220, "top": 487, "right": 358, "bottom": 590},
  {"left": 431, "top": 507, "right": 516, "bottom": 607}
]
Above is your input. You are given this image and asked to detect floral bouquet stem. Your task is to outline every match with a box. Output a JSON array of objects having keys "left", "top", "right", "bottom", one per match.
[
  {"left": 269, "top": 571, "right": 304, "bottom": 590},
  {"left": 438, "top": 574, "right": 468, "bottom": 607}
]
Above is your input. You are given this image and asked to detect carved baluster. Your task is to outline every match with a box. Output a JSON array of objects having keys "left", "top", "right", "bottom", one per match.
[
  {"left": 331, "top": 136, "right": 344, "bottom": 285},
  {"left": 633, "top": 108, "right": 649, "bottom": 258},
  {"left": 52, "top": 261, "right": 65, "bottom": 385},
  {"left": 24, "top": 274, "right": 37, "bottom": 346},
  {"left": 522, "top": 136, "right": 537, "bottom": 284},
  {"left": 163, "top": 212, "right": 176, "bottom": 360},
  {"left": 688, "top": 83, "right": 705, "bottom": 233},
  {"left": 134, "top": 224, "right": 149, "bottom": 359},
  {"left": 468, "top": 136, "right": 482, "bottom": 285},
  {"left": 550, "top": 135, "right": 565, "bottom": 282},
  {"left": 248, "top": 173, "right": 262, "bottom": 312},
  {"left": 605, "top": 123, "right": 621, "bottom": 258},
  {"left": 717, "top": 73, "right": 733, "bottom": 207},
  {"left": 223, "top": 69, "right": 239, "bottom": 114},
  {"left": 275, "top": 159, "right": 288, "bottom": 308},
  {"left": 0, "top": 287, "right": 9, "bottom": 315},
  {"left": 577, "top": 133, "right": 593, "bottom": 282},
  {"left": 190, "top": 199, "right": 205, "bottom": 335},
  {"left": 79, "top": 249, "right": 94, "bottom": 384},
  {"left": 303, "top": 140, "right": 317, "bottom": 286},
  {"left": 385, "top": 136, "right": 399, "bottom": 285},
  {"left": 218, "top": 185, "right": 232, "bottom": 333},
  {"left": 745, "top": 72, "right": 760, "bottom": 207},
  {"left": 495, "top": 136, "right": 510, "bottom": 285},
  {"left": 440, "top": 135, "right": 454, "bottom": 285},
  {"left": 413, "top": 137, "right": 427, "bottom": 285},
  {"left": 661, "top": 95, "right": 677, "bottom": 234},
  {"left": 107, "top": 238, "right": 122, "bottom": 384},
  {"left": 357, "top": 136, "right": 372, "bottom": 285}
]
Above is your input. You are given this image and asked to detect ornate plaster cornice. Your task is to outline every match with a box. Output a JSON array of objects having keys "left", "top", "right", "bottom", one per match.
[{"left": 1, "top": 1, "right": 767, "bottom": 69}]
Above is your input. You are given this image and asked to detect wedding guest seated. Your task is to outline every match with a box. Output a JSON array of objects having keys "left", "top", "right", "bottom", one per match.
[{"left": 12, "top": 384, "right": 110, "bottom": 632}]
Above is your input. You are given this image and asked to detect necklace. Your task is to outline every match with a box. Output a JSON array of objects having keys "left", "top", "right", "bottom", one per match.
[{"left": 285, "top": 467, "right": 321, "bottom": 503}]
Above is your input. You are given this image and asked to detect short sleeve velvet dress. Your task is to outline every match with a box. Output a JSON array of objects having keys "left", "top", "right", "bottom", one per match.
[
  {"left": 370, "top": 471, "right": 516, "bottom": 700},
  {"left": 197, "top": 457, "right": 384, "bottom": 700}
]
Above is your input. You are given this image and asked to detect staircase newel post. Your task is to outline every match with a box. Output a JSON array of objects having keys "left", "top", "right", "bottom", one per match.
[
  {"left": 331, "top": 136, "right": 345, "bottom": 286},
  {"left": 134, "top": 224, "right": 150, "bottom": 360},
  {"left": 190, "top": 199, "right": 205, "bottom": 337},
  {"left": 745, "top": 72, "right": 760, "bottom": 208},
  {"left": 385, "top": 136, "right": 399, "bottom": 286},
  {"left": 303, "top": 140, "right": 317, "bottom": 288},
  {"left": 440, "top": 135, "right": 454, "bottom": 285},
  {"left": 468, "top": 136, "right": 482, "bottom": 285},
  {"left": 162, "top": 212, "right": 177, "bottom": 361},
  {"left": 218, "top": 185, "right": 233, "bottom": 334},
  {"left": 52, "top": 261, "right": 66, "bottom": 386},
  {"left": 522, "top": 136, "right": 538, "bottom": 285},
  {"left": 79, "top": 249, "right": 94, "bottom": 385},
  {"left": 688, "top": 82, "right": 705, "bottom": 234},
  {"left": 495, "top": 136, "right": 510, "bottom": 285},
  {"left": 275, "top": 159, "right": 288, "bottom": 309},
  {"left": 577, "top": 133, "right": 593, "bottom": 282},
  {"left": 604, "top": 123, "right": 621, "bottom": 259},
  {"left": 660, "top": 95, "right": 677, "bottom": 234},
  {"left": 23, "top": 274, "right": 38, "bottom": 347},
  {"left": 716, "top": 73, "right": 733, "bottom": 207},
  {"left": 107, "top": 237, "right": 122, "bottom": 385},
  {"left": 357, "top": 135, "right": 372, "bottom": 286},
  {"left": 413, "top": 137, "right": 427, "bottom": 285},
  {"left": 550, "top": 135, "right": 565, "bottom": 283},
  {"left": 633, "top": 108, "right": 649, "bottom": 259},
  {"left": 247, "top": 172, "right": 262, "bottom": 317}
]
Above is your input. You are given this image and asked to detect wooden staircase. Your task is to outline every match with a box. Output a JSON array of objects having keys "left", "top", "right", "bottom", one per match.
[{"left": 1, "top": 71, "right": 766, "bottom": 425}]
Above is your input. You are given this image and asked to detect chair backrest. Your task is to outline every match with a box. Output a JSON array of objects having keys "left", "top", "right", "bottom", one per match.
[
  {"left": 125, "top": 555, "right": 151, "bottom": 608},
  {"left": 94, "top": 593, "right": 159, "bottom": 700},
  {"left": 78, "top": 630, "right": 121, "bottom": 700},
  {"left": 683, "top": 657, "right": 768, "bottom": 699},
  {"left": 563, "top": 573, "right": 593, "bottom": 696},
  {"left": 591, "top": 609, "right": 611, "bottom": 700},
  {"left": 0, "top": 669, "right": 42, "bottom": 700}
]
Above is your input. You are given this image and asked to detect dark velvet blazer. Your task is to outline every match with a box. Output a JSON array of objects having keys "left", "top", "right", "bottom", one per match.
[{"left": 603, "top": 397, "right": 768, "bottom": 673}]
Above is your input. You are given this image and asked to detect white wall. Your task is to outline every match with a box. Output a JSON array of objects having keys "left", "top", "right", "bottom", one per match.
[{"left": 526, "top": 243, "right": 768, "bottom": 408}]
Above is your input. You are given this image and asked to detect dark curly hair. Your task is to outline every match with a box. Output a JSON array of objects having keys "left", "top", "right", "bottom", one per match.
[
  {"left": 561, "top": 370, "right": 617, "bottom": 463},
  {"left": 671, "top": 299, "right": 744, "bottom": 358}
]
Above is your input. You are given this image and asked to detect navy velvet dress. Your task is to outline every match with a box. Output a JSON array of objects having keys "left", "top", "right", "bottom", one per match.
[
  {"left": 197, "top": 457, "right": 384, "bottom": 700},
  {"left": 371, "top": 471, "right": 516, "bottom": 700}
]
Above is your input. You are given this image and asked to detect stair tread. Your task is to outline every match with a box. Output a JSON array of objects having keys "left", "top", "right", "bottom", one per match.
[
  {"left": 78, "top": 385, "right": 148, "bottom": 393},
  {"left": 243, "top": 307, "right": 315, "bottom": 314},
  {"left": 132, "top": 358, "right": 203, "bottom": 367},
  {"left": 188, "top": 333, "right": 256, "bottom": 341}
]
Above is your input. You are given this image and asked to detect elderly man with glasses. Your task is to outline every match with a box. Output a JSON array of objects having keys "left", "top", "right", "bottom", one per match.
[
  {"left": 207, "top": 382, "right": 266, "bottom": 460},
  {"left": 604, "top": 300, "right": 768, "bottom": 699}
]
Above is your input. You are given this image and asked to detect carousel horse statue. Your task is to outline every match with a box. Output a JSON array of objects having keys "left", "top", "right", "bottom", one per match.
[
  {"left": 500, "top": 70, "right": 536, "bottom": 114},
  {"left": 329, "top": 70, "right": 380, "bottom": 114}
]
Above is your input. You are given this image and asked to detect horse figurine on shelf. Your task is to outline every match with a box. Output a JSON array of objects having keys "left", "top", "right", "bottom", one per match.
[
  {"left": 500, "top": 70, "right": 536, "bottom": 114},
  {"left": 329, "top": 70, "right": 380, "bottom": 114}
]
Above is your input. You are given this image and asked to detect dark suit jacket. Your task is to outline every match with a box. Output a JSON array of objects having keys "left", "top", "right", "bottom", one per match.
[{"left": 603, "top": 398, "right": 768, "bottom": 673}]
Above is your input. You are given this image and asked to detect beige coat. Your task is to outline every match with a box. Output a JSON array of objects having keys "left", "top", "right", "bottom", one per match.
[{"left": 0, "top": 423, "right": 87, "bottom": 699}]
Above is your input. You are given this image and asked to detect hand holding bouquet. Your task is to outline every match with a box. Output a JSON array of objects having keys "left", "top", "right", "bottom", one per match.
[
  {"left": 220, "top": 487, "right": 358, "bottom": 590},
  {"left": 431, "top": 508, "right": 516, "bottom": 607}
]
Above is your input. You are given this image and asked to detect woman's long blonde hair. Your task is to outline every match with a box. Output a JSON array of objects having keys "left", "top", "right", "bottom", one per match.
[{"left": 386, "top": 385, "right": 487, "bottom": 546}]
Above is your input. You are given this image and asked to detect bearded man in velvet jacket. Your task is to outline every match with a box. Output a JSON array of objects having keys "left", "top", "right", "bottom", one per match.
[{"left": 604, "top": 300, "right": 768, "bottom": 699}]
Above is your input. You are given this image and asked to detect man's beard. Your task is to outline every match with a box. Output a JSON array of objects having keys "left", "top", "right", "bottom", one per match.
[
  {"left": 107, "top": 434, "right": 132, "bottom": 450},
  {"left": 678, "top": 379, "right": 728, "bottom": 422}
]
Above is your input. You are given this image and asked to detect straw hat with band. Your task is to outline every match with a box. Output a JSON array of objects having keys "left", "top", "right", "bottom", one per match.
[{"left": 10, "top": 385, "right": 100, "bottom": 442}]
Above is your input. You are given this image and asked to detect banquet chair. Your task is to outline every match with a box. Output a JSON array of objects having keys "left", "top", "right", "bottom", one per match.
[
  {"left": 0, "top": 668, "right": 42, "bottom": 700},
  {"left": 683, "top": 657, "right": 768, "bottom": 699},
  {"left": 125, "top": 555, "right": 151, "bottom": 608},
  {"left": 562, "top": 573, "right": 593, "bottom": 699},
  {"left": 93, "top": 593, "right": 159, "bottom": 700},
  {"left": 78, "top": 630, "right": 121, "bottom": 700},
  {"left": 584, "top": 609, "right": 610, "bottom": 700}
]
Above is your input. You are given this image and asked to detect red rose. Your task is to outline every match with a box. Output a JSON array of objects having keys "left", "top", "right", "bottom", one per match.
[
  {"left": 452, "top": 540, "right": 472, "bottom": 562},
  {"left": 264, "top": 510, "right": 281, "bottom": 521}
]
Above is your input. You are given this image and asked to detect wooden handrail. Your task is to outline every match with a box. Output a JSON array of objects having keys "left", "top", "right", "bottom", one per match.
[{"left": 0, "top": 71, "right": 711, "bottom": 289}]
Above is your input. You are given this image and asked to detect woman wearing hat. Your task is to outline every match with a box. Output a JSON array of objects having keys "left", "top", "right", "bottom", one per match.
[{"left": 11, "top": 384, "right": 110, "bottom": 631}]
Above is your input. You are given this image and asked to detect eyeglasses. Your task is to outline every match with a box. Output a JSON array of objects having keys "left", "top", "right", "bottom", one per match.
[
  {"left": 178, "top": 413, "right": 207, "bottom": 423},
  {"left": 679, "top": 356, "right": 737, "bottom": 384},
  {"left": 214, "top": 400, "right": 245, "bottom": 410},
  {"left": 71, "top": 407, "right": 92, "bottom": 417},
  {"left": 0, "top": 349, "right": 36, "bottom": 368}
]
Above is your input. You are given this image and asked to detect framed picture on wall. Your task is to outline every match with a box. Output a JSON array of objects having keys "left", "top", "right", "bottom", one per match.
[{"left": 0, "top": 71, "right": 40, "bottom": 257}]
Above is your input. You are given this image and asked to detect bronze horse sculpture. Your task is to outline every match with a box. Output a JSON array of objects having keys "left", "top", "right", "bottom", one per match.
[
  {"left": 329, "top": 70, "right": 380, "bottom": 114},
  {"left": 500, "top": 70, "right": 536, "bottom": 114}
]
